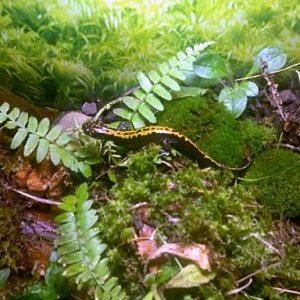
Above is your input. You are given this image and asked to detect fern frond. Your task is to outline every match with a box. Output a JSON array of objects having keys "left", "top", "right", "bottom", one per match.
[
  {"left": 0, "top": 102, "right": 92, "bottom": 178},
  {"left": 55, "top": 183, "right": 127, "bottom": 300},
  {"left": 113, "top": 42, "right": 214, "bottom": 128}
]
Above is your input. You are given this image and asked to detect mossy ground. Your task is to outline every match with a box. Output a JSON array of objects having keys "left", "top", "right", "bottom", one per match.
[
  {"left": 243, "top": 148, "right": 300, "bottom": 218},
  {"left": 95, "top": 146, "right": 300, "bottom": 299},
  {"left": 157, "top": 97, "right": 276, "bottom": 167}
]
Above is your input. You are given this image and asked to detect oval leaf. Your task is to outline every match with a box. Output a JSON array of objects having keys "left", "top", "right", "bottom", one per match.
[
  {"left": 16, "top": 112, "right": 29, "bottom": 127},
  {"left": 145, "top": 94, "right": 164, "bottom": 111},
  {"left": 49, "top": 144, "right": 61, "bottom": 165},
  {"left": 153, "top": 84, "right": 172, "bottom": 101},
  {"left": 169, "top": 68, "right": 186, "bottom": 81},
  {"left": 131, "top": 113, "right": 145, "bottom": 129},
  {"left": 11, "top": 128, "right": 28, "bottom": 149},
  {"left": 0, "top": 113, "right": 7, "bottom": 125},
  {"left": 122, "top": 96, "right": 140, "bottom": 111},
  {"left": 24, "top": 133, "right": 39, "bottom": 157},
  {"left": 0, "top": 102, "right": 10, "bottom": 113},
  {"left": 240, "top": 81, "right": 259, "bottom": 97},
  {"left": 137, "top": 72, "right": 152, "bottom": 93},
  {"left": 78, "top": 162, "right": 92, "bottom": 178},
  {"left": 8, "top": 107, "right": 20, "bottom": 121},
  {"left": 46, "top": 125, "right": 62, "bottom": 142},
  {"left": 161, "top": 76, "right": 181, "bottom": 91},
  {"left": 249, "top": 47, "right": 287, "bottom": 75},
  {"left": 56, "top": 132, "right": 71, "bottom": 146},
  {"left": 37, "top": 118, "right": 50, "bottom": 136},
  {"left": 27, "top": 116, "right": 38, "bottom": 133},
  {"left": 148, "top": 70, "right": 161, "bottom": 84},
  {"left": 218, "top": 86, "right": 248, "bottom": 118},
  {"left": 194, "top": 54, "right": 228, "bottom": 79},
  {"left": 138, "top": 103, "right": 156, "bottom": 123},
  {"left": 113, "top": 108, "right": 133, "bottom": 120},
  {"left": 36, "top": 139, "right": 50, "bottom": 163}
]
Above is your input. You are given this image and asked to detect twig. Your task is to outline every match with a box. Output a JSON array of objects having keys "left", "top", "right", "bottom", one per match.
[
  {"left": 225, "top": 278, "right": 253, "bottom": 295},
  {"left": 273, "top": 287, "right": 300, "bottom": 295},
  {"left": 10, "top": 187, "right": 60, "bottom": 206},
  {"left": 277, "top": 143, "right": 300, "bottom": 152},
  {"left": 236, "top": 62, "right": 300, "bottom": 82}
]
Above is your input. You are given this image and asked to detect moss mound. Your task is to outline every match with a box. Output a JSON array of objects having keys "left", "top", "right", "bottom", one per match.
[
  {"left": 157, "top": 97, "right": 275, "bottom": 167},
  {"left": 244, "top": 148, "right": 300, "bottom": 218},
  {"left": 96, "top": 146, "right": 300, "bottom": 299}
]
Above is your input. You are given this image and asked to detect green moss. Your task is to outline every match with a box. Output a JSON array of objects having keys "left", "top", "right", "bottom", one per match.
[
  {"left": 243, "top": 148, "right": 300, "bottom": 218},
  {"left": 0, "top": 206, "right": 25, "bottom": 271},
  {"left": 157, "top": 97, "right": 275, "bottom": 167}
]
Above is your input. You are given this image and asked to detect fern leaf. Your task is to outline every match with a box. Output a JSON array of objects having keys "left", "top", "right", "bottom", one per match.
[
  {"left": 27, "top": 116, "right": 38, "bottom": 132},
  {"left": 11, "top": 128, "right": 28, "bottom": 149},
  {"left": 24, "top": 133, "right": 39, "bottom": 157},
  {"left": 55, "top": 184, "right": 126, "bottom": 300},
  {"left": 152, "top": 84, "right": 172, "bottom": 100},
  {"left": 138, "top": 103, "right": 156, "bottom": 123},
  {"left": 37, "top": 118, "right": 50, "bottom": 136},
  {"left": 145, "top": 94, "right": 164, "bottom": 111},
  {"left": 115, "top": 42, "right": 213, "bottom": 128}
]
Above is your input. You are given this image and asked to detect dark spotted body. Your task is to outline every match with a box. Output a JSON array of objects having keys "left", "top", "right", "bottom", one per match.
[{"left": 82, "top": 122, "right": 250, "bottom": 170}]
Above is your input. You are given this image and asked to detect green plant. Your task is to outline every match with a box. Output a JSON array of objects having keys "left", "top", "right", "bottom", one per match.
[
  {"left": 107, "top": 42, "right": 213, "bottom": 128},
  {"left": 0, "top": 102, "right": 93, "bottom": 177},
  {"left": 55, "top": 183, "right": 127, "bottom": 300}
]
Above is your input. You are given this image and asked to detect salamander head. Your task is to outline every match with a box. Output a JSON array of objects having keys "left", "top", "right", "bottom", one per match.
[{"left": 82, "top": 121, "right": 114, "bottom": 138}]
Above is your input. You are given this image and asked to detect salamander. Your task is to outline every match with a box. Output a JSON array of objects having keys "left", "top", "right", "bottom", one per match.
[{"left": 82, "top": 121, "right": 250, "bottom": 171}]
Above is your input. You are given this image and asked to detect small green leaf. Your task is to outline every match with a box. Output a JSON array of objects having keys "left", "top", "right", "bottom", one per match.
[
  {"left": 194, "top": 53, "right": 228, "bottom": 79},
  {"left": 179, "top": 60, "right": 194, "bottom": 71},
  {"left": 0, "top": 102, "right": 9, "bottom": 113},
  {"left": 145, "top": 94, "right": 164, "bottom": 111},
  {"left": 5, "top": 121, "right": 16, "bottom": 129},
  {"left": 0, "top": 268, "right": 10, "bottom": 289},
  {"left": 132, "top": 113, "right": 145, "bottom": 129},
  {"left": 148, "top": 70, "right": 161, "bottom": 84},
  {"left": 16, "top": 112, "right": 29, "bottom": 127},
  {"left": 240, "top": 81, "right": 259, "bottom": 97},
  {"left": 153, "top": 84, "right": 172, "bottom": 101},
  {"left": 133, "top": 89, "right": 146, "bottom": 101},
  {"left": 161, "top": 76, "right": 181, "bottom": 91},
  {"left": 56, "top": 133, "right": 71, "bottom": 146},
  {"left": 138, "top": 72, "right": 153, "bottom": 93},
  {"left": 138, "top": 103, "right": 156, "bottom": 123},
  {"left": 37, "top": 118, "right": 50, "bottom": 136},
  {"left": 36, "top": 139, "right": 50, "bottom": 163},
  {"left": 159, "top": 62, "right": 169, "bottom": 75},
  {"left": 218, "top": 85, "right": 248, "bottom": 118},
  {"left": 76, "top": 183, "right": 89, "bottom": 203},
  {"left": 24, "top": 133, "right": 39, "bottom": 157},
  {"left": 173, "top": 87, "right": 207, "bottom": 99},
  {"left": 169, "top": 68, "right": 186, "bottom": 81},
  {"left": 168, "top": 56, "right": 178, "bottom": 67},
  {"left": 113, "top": 108, "right": 133, "bottom": 120},
  {"left": 177, "top": 51, "right": 186, "bottom": 60},
  {"left": 250, "top": 47, "right": 287, "bottom": 75},
  {"left": 165, "top": 264, "right": 215, "bottom": 289},
  {"left": 8, "top": 107, "right": 20, "bottom": 121},
  {"left": 0, "top": 113, "right": 7, "bottom": 124},
  {"left": 123, "top": 96, "right": 141, "bottom": 111},
  {"left": 78, "top": 162, "right": 92, "bottom": 178},
  {"left": 49, "top": 144, "right": 61, "bottom": 165},
  {"left": 27, "top": 116, "right": 38, "bottom": 132},
  {"left": 11, "top": 128, "right": 28, "bottom": 149},
  {"left": 46, "top": 125, "right": 62, "bottom": 142}
]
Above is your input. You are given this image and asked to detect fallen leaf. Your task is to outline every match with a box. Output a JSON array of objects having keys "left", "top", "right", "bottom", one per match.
[
  {"left": 165, "top": 264, "right": 215, "bottom": 288},
  {"left": 148, "top": 243, "right": 211, "bottom": 271}
]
